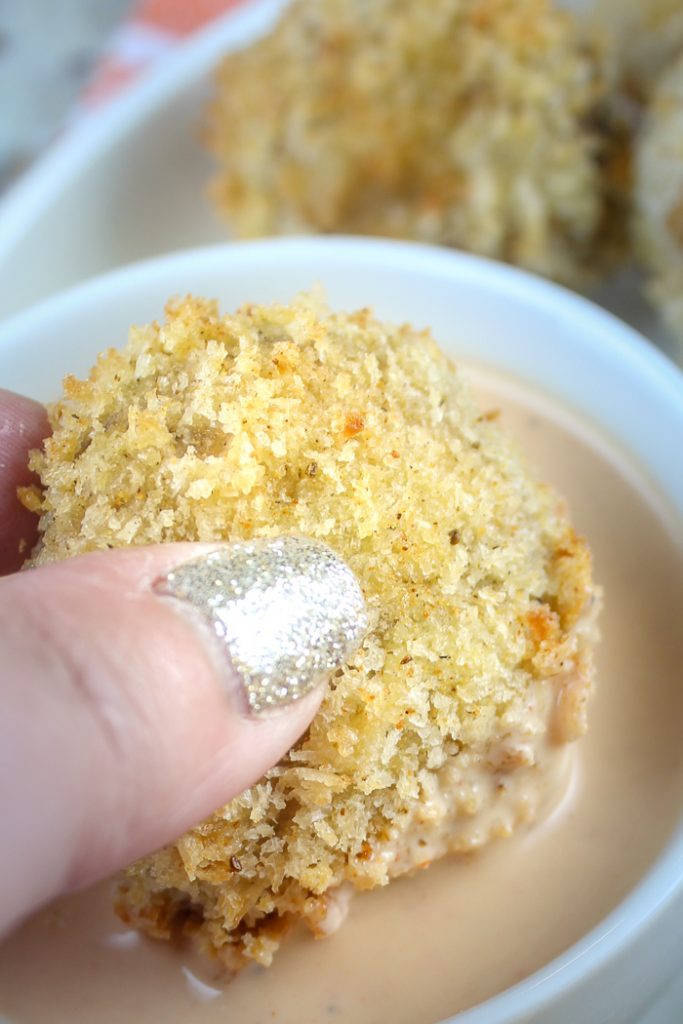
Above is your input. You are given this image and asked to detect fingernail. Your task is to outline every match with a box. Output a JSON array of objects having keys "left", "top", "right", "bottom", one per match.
[{"left": 154, "top": 536, "right": 367, "bottom": 714}]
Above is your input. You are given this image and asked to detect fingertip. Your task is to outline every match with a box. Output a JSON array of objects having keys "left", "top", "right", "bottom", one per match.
[
  {"left": 1, "top": 544, "right": 338, "bottom": 904},
  {"left": 0, "top": 390, "right": 50, "bottom": 576}
]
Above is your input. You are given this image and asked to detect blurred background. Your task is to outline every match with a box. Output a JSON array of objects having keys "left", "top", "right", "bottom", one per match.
[
  {"left": 0, "top": 0, "right": 680, "bottom": 359},
  {"left": 0, "top": 0, "right": 131, "bottom": 191}
]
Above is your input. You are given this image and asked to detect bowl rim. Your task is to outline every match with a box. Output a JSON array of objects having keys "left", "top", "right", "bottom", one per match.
[
  {"left": 2, "top": 234, "right": 682, "bottom": 417},
  {"left": 0, "top": 0, "right": 289, "bottom": 304},
  {"left": 1, "top": 235, "right": 682, "bottom": 1023}
]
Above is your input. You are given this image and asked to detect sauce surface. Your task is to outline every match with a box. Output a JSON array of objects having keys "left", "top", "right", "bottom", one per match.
[{"left": 2, "top": 367, "right": 683, "bottom": 1024}]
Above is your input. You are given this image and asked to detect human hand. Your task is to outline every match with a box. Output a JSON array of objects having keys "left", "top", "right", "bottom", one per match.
[{"left": 0, "top": 390, "right": 365, "bottom": 938}]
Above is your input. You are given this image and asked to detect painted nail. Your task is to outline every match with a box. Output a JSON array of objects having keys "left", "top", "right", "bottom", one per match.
[{"left": 155, "top": 536, "right": 367, "bottom": 713}]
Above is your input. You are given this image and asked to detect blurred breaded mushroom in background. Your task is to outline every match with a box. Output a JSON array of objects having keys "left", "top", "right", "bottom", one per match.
[
  {"left": 206, "top": 0, "right": 617, "bottom": 289},
  {"left": 205, "top": 0, "right": 683, "bottom": 361},
  {"left": 634, "top": 53, "right": 683, "bottom": 355},
  {"left": 589, "top": 0, "right": 683, "bottom": 101}
]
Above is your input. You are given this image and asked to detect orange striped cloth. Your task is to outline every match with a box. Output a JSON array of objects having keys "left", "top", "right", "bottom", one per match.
[{"left": 83, "top": 0, "right": 251, "bottom": 107}]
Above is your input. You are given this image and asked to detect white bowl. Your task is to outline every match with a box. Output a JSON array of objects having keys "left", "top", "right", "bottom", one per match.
[{"left": 1, "top": 237, "right": 682, "bottom": 1023}]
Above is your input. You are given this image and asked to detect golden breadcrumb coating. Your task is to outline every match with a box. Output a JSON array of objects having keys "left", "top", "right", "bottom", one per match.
[
  {"left": 23, "top": 296, "right": 598, "bottom": 971},
  {"left": 207, "top": 0, "right": 610, "bottom": 288},
  {"left": 634, "top": 50, "right": 683, "bottom": 356},
  {"left": 591, "top": 0, "right": 683, "bottom": 101}
]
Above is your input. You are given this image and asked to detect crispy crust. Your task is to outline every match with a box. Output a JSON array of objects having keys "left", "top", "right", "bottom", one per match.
[
  {"left": 24, "top": 295, "right": 598, "bottom": 970},
  {"left": 206, "top": 0, "right": 611, "bottom": 287},
  {"left": 591, "top": 0, "right": 683, "bottom": 102},
  {"left": 634, "top": 52, "right": 683, "bottom": 354}
]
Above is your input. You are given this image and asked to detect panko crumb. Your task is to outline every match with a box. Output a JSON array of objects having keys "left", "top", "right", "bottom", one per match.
[
  {"left": 24, "top": 295, "right": 599, "bottom": 971},
  {"left": 634, "top": 50, "right": 683, "bottom": 355},
  {"left": 590, "top": 0, "right": 683, "bottom": 101},
  {"left": 206, "top": 0, "right": 613, "bottom": 288}
]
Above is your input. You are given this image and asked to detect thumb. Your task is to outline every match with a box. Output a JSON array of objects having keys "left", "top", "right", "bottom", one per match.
[{"left": 0, "top": 537, "right": 366, "bottom": 936}]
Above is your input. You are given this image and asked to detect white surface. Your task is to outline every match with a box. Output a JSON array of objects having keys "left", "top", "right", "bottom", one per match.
[
  {"left": 641, "top": 972, "right": 683, "bottom": 1024},
  {"left": 0, "top": 237, "right": 682, "bottom": 1024}
]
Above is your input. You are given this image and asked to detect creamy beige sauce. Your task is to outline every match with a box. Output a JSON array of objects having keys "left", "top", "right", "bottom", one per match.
[{"left": 2, "top": 367, "right": 683, "bottom": 1024}]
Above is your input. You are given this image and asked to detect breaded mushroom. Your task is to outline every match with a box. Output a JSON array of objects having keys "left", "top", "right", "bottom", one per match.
[
  {"left": 590, "top": 0, "right": 683, "bottom": 101},
  {"left": 23, "top": 295, "right": 599, "bottom": 971},
  {"left": 634, "top": 50, "right": 683, "bottom": 353},
  {"left": 207, "top": 0, "right": 610, "bottom": 288}
]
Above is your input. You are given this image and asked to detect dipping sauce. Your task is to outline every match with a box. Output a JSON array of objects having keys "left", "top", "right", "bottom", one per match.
[{"left": 1, "top": 366, "right": 682, "bottom": 1024}]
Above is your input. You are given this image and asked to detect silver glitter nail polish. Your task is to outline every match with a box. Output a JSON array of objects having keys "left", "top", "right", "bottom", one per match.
[{"left": 155, "top": 536, "right": 368, "bottom": 713}]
